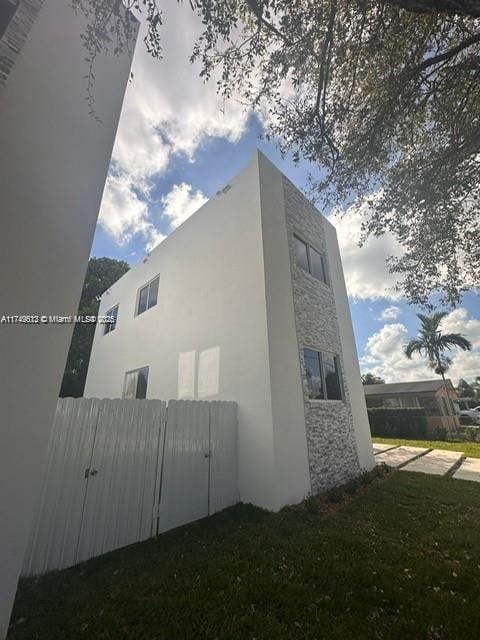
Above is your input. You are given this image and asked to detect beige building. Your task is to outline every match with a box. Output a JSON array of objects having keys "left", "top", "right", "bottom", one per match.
[{"left": 364, "top": 380, "right": 460, "bottom": 432}]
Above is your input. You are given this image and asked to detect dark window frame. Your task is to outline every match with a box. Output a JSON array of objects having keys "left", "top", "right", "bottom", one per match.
[
  {"left": 136, "top": 275, "right": 160, "bottom": 316},
  {"left": 103, "top": 304, "right": 119, "bottom": 335},
  {"left": 294, "top": 234, "right": 328, "bottom": 285},
  {"left": 303, "top": 348, "right": 343, "bottom": 401},
  {"left": 123, "top": 366, "right": 149, "bottom": 399}
]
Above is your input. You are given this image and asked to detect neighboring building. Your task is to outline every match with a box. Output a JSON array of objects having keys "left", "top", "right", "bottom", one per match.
[
  {"left": 0, "top": 1, "right": 137, "bottom": 636},
  {"left": 85, "top": 151, "right": 374, "bottom": 512},
  {"left": 364, "top": 380, "right": 460, "bottom": 431}
]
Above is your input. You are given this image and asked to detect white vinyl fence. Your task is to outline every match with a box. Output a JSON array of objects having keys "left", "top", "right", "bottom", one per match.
[{"left": 22, "top": 398, "right": 238, "bottom": 577}]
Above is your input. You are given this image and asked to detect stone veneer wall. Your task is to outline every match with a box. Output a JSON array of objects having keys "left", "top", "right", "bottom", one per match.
[
  {"left": 0, "top": 0, "right": 45, "bottom": 91},
  {"left": 282, "top": 176, "right": 361, "bottom": 493}
]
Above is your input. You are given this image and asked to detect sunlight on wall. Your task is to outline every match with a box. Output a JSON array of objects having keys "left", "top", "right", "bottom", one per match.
[
  {"left": 178, "top": 351, "right": 196, "bottom": 399},
  {"left": 198, "top": 346, "right": 220, "bottom": 399},
  {"left": 177, "top": 347, "right": 221, "bottom": 399}
]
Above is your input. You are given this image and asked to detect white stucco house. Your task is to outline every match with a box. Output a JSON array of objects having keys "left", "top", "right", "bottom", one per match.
[
  {"left": 85, "top": 151, "right": 374, "bottom": 511},
  {"left": 0, "top": 0, "right": 137, "bottom": 634}
]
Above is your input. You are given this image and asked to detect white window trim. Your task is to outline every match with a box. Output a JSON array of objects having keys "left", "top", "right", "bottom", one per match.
[
  {"left": 103, "top": 304, "right": 119, "bottom": 335},
  {"left": 122, "top": 366, "right": 149, "bottom": 399},
  {"left": 135, "top": 274, "right": 160, "bottom": 317}
]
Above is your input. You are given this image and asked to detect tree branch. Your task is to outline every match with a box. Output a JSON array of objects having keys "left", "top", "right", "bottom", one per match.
[
  {"left": 385, "top": 0, "right": 480, "bottom": 18},
  {"left": 412, "top": 30, "right": 480, "bottom": 72}
]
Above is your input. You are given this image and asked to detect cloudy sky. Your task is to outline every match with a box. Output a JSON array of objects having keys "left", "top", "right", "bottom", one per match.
[{"left": 90, "top": 3, "right": 479, "bottom": 386}]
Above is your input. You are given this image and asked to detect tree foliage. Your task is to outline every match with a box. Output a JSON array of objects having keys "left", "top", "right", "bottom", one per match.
[
  {"left": 362, "top": 372, "right": 386, "bottom": 385},
  {"left": 60, "top": 257, "right": 129, "bottom": 398},
  {"left": 457, "top": 377, "right": 475, "bottom": 396},
  {"left": 82, "top": 0, "right": 480, "bottom": 305}
]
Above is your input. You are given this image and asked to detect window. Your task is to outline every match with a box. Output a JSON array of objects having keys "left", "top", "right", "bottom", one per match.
[
  {"left": 295, "top": 236, "right": 310, "bottom": 273},
  {"left": 303, "top": 349, "right": 343, "bottom": 401},
  {"left": 304, "top": 348, "right": 324, "bottom": 400},
  {"left": 294, "top": 235, "right": 328, "bottom": 284},
  {"left": 136, "top": 275, "right": 159, "bottom": 315},
  {"left": 309, "top": 246, "right": 327, "bottom": 283},
  {"left": 1, "top": 0, "right": 18, "bottom": 40},
  {"left": 323, "top": 352, "right": 342, "bottom": 400},
  {"left": 123, "top": 367, "right": 149, "bottom": 399},
  {"left": 104, "top": 304, "right": 118, "bottom": 335}
]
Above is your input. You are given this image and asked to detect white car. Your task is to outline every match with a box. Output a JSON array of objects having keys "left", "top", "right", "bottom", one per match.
[{"left": 459, "top": 406, "right": 480, "bottom": 426}]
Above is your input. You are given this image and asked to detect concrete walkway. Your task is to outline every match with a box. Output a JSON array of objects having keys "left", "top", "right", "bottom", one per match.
[
  {"left": 453, "top": 457, "right": 480, "bottom": 483},
  {"left": 372, "top": 443, "right": 398, "bottom": 454},
  {"left": 401, "top": 449, "right": 463, "bottom": 476},
  {"left": 375, "top": 446, "right": 428, "bottom": 468},
  {"left": 373, "top": 443, "right": 480, "bottom": 482}
]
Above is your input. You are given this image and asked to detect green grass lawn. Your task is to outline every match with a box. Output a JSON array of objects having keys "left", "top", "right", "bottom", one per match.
[
  {"left": 9, "top": 472, "right": 480, "bottom": 640},
  {"left": 372, "top": 437, "right": 480, "bottom": 459}
]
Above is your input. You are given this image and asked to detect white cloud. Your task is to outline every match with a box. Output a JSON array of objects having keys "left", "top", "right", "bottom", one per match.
[
  {"left": 379, "top": 305, "right": 401, "bottom": 321},
  {"left": 98, "top": 169, "right": 166, "bottom": 251},
  {"left": 97, "top": 2, "right": 250, "bottom": 250},
  {"left": 329, "top": 198, "right": 403, "bottom": 301},
  {"left": 360, "top": 307, "right": 480, "bottom": 385},
  {"left": 145, "top": 228, "right": 167, "bottom": 253},
  {"left": 98, "top": 171, "right": 150, "bottom": 245},
  {"left": 161, "top": 183, "right": 207, "bottom": 230}
]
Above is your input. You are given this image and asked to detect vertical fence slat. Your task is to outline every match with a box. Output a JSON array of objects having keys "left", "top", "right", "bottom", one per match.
[
  {"left": 21, "top": 398, "right": 100, "bottom": 576},
  {"left": 209, "top": 401, "right": 239, "bottom": 514},
  {"left": 76, "top": 399, "right": 166, "bottom": 564},
  {"left": 157, "top": 400, "right": 210, "bottom": 533}
]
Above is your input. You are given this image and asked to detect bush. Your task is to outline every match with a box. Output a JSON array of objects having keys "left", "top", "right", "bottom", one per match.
[{"left": 368, "top": 408, "right": 427, "bottom": 439}]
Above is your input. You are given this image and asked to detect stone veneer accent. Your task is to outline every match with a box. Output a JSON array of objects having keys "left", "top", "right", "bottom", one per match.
[
  {"left": 282, "top": 176, "right": 361, "bottom": 493},
  {"left": 0, "top": 0, "right": 45, "bottom": 91}
]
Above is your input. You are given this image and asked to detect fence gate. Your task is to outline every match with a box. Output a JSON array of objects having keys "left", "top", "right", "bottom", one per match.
[{"left": 22, "top": 398, "right": 238, "bottom": 577}]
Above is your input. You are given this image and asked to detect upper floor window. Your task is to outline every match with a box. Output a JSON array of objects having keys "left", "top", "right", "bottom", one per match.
[
  {"left": 303, "top": 348, "right": 343, "bottom": 401},
  {"left": 104, "top": 304, "right": 119, "bottom": 335},
  {"left": 294, "top": 235, "right": 328, "bottom": 284},
  {"left": 0, "top": 0, "right": 18, "bottom": 41},
  {"left": 123, "top": 366, "right": 149, "bottom": 399},
  {"left": 136, "top": 275, "right": 159, "bottom": 315}
]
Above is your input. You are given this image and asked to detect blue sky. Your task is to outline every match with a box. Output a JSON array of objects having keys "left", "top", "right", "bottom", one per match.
[{"left": 90, "top": 4, "right": 479, "bottom": 386}]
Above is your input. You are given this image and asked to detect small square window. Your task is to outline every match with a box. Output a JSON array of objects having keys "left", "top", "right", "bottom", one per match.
[
  {"left": 123, "top": 366, "right": 149, "bottom": 399},
  {"left": 104, "top": 305, "right": 118, "bottom": 335},
  {"left": 136, "top": 275, "right": 159, "bottom": 315}
]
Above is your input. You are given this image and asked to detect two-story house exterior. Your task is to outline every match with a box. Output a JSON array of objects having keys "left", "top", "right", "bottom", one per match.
[{"left": 85, "top": 151, "right": 374, "bottom": 511}]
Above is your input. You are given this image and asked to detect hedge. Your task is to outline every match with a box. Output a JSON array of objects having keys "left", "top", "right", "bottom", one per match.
[{"left": 368, "top": 407, "right": 427, "bottom": 439}]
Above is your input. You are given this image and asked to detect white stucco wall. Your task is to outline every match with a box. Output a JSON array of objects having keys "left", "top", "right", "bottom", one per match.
[
  {"left": 0, "top": 1, "right": 137, "bottom": 635},
  {"left": 323, "top": 221, "right": 375, "bottom": 471},
  {"left": 85, "top": 154, "right": 281, "bottom": 510}
]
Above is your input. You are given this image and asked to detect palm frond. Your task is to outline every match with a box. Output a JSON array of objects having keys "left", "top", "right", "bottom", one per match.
[
  {"left": 405, "top": 339, "right": 425, "bottom": 359},
  {"left": 438, "top": 333, "right": 472, "bottom": 352}
]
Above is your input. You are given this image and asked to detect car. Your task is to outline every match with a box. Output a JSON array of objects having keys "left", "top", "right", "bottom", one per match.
[{"left": 459, "top": 407, "right": 480, "bottom": 426}]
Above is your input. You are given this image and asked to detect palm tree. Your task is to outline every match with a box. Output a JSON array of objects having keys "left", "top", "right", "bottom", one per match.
[{"left": 405, "top": 312, "right": 472, "bottom": 427}]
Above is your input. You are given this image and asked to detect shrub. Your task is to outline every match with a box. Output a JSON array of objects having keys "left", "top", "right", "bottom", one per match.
[{"left": 368, "top": 408, "right": 427, "bottom": 439}]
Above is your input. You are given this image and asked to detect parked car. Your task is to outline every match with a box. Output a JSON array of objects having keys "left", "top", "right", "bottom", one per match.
[{"left": 459, "top": 407, "right": 480, "bottom": 426}]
